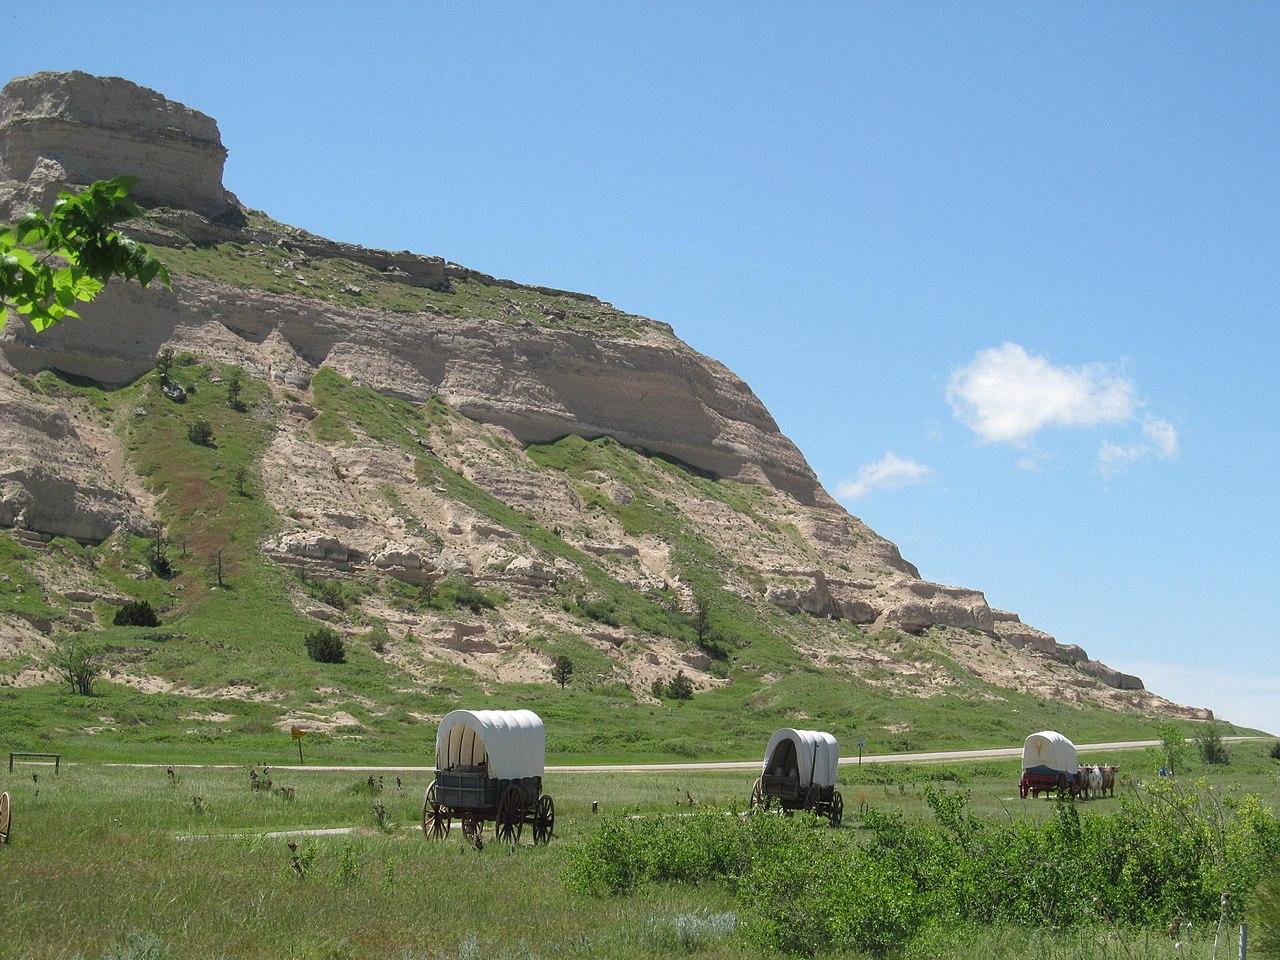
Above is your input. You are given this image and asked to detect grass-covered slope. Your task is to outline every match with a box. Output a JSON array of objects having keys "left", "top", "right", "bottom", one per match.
[
  {"left": 144, "top": 209, "right": 661, "bottom": 339},
  {"left": 0, "top": 363, "right": 1237, "bottom": 766}
]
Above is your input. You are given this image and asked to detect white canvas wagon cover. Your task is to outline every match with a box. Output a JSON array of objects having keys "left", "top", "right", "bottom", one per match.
[
  {"left": 436, "top": 709, "right": 546, "bottom": 782},
  {"left": 1021, "top": 731, "right": 1078, "bottom": 775},
  {"left": 763, "top": 728, "right": 839, "bottom": 789}
]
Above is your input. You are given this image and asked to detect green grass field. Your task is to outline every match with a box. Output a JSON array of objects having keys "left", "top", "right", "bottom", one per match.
[{"left": 1, "top": 742, "right": 1276, "bottom": 959}]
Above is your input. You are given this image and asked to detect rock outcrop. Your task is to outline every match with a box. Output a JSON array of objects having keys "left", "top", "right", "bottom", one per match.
[
  {"left": 0, "top": 70, "right": 1182, "bottom": 715},
  {"left": 0, "top": 70, "right": 824, "bottom": 507},
  {"left": 0, "top": 71, "right": 238, "bottom": 219},
  {"left": 0, "top": 378, "right": 146, "bottom": 543}
]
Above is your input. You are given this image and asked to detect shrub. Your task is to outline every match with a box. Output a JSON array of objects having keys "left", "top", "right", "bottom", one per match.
[
  {"left": 365, "top": 622, "right": 391, "bottom": 654},
  {"left": 575, "top": 593, "right": 623, "bottom": 627},
  {"left": 304, "top": 627, "right": 346, "bottom": 664},
  {"left": 690, "top": 593, "right": 730, "bottom": 660},
  {"left": 567, "top": 785, "right": 1280, "bottom": 957},
  {"left": 114, "top": 599, "right": 160, "bottom": 627},
  {"left": 1196, "top": 724, "right": 1229, "bottom": 765},
  {"left": 666, "top": 670, "right": 694, "bottom": 701},
  {"left": 552, "top": 655, "right": 573, "bottom": 689},
  {"left": 649, "top": 677, "right": 667, "bottom": 700},
  {"left": 319, "top": 580, "right": 348, "bottom": 609},
  {"left": 155, "top": 347, "right": 175, "bottom": 381},
  {"left": 48, "top": 633, "right": 105, "bottom": 695},
  {"left": 428, "top": 574, "right": 500, "bottom": 614},
  {"left": 1270, "top": 741, "right": 1280, "bottom": 762},
  {"left": 225, "top": 370, "right": 243, "bottom": 409},
  {"left": 186, "top": 417, "right": 213, "bottom": 445},
  {"left": 230, "top": 463, "right": 249, "bottom": 497},
  {"left": 149, "top": 551, "right": 173, "bottom": 579},
  {"left": 1152, "top": 722, "right": 1189, "bottom": 776}
]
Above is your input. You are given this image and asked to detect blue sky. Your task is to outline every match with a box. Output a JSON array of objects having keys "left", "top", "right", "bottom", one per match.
[{"left": 8, "top": 3, "right": 1278, "bottom": 731}]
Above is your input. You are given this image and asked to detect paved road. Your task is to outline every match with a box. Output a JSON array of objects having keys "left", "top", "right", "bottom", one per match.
[{"left": 96, "top": 736, "right": 1260, "bottom": 775}]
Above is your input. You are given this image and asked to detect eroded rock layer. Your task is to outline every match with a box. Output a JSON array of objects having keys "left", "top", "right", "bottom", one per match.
[{"left": 0, "top": 70, "right": 1196, "bottom": 717}]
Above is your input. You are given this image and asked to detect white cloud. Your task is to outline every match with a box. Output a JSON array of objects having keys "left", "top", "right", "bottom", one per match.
[
  {"left": 1015, "top": 451, "right": 1056, "bottom": 473},
  {"left": 1097, "top": 417, "right": 1179, "bottom": 478},
  {"left": 1113, "top": 661, "right": 1280, "bottom": 735},
  {"left": 1143, "top": 417, "right": 1179, "bottom": 458},
  {"left": 837, "top": 452, "right": 932, "bottom": 500},
  {"left": 947, "top": 342, "right": 1136, "bottom": 444}
]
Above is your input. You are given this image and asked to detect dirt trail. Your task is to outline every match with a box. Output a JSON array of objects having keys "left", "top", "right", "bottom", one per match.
[{"left": 88, "top": 737, "right": 1262, "bottom": 775}]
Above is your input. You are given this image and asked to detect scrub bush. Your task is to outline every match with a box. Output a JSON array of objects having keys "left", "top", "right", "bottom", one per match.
[
  {"left": 304, "top": 627, "right": 345, "bottom": 664},
  {"left": 114, "top": 599, "right": 160, "bottom": 627},
  {"left": 186, "top": 417, "right": 213, "bottom": 446},
  {"left": 567, "top": 783, "right": 1280, "bottom": 956}
]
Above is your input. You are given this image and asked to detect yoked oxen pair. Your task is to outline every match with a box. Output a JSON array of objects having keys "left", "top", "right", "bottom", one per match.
[{"left": 1072, "top": 764, "right": 1118, "bottom": 800}]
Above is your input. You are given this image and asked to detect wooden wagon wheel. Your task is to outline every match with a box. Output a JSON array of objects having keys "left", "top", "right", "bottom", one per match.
[
  {"left": 495, "top": 786, "right": 524, "bottom": 846},
  {"left": 0, "top": 791, "right": 9, "bottom": 845},
  {"left": 461, "top": 813, "right": 484, "bottom": 843},
  {"left": 532, "top": 794, "right": 555, "bottom": 845},
  {"left": 828, "top": 790, "right": 843, "bottom": 829},
  {"left": 804, "top": 784, "right": 821, "bottom": 813},
  {"left": 749, "top": 776, "right": 770, "bottom": 813},
  {"left": 421, "top": 782, "right": 450, "bottom": 840}
]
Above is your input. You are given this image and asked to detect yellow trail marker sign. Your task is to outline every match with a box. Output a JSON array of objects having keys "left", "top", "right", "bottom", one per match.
[{"left": 291, "top": 726, "right": 308, "bottom": 763}]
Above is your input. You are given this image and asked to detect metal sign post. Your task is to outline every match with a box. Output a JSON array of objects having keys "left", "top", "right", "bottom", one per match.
[
  {"left": 857, "top": 737, "right": 866, "bottom": 765},
  {"left": 291, "top": 725, "right": 307, "bottom": 764}
]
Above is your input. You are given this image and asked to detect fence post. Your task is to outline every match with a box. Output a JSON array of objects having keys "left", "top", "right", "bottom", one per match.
[{"left": 1240, "top": 922, "right": 1248, "bottom": 960}]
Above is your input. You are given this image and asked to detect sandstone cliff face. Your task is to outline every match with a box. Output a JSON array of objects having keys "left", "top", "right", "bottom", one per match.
[
  {"left": 1, "top": 275, "right": 826, "bottom": 506},
  {"left": 0, "top": 71, "right": 238, "bottom": 219},
  {"left": 0, "top": 71, "right": 1189, "bottom": 713},
  {"left": 0, "top": 376, "right": 148, "bottom": 543}
]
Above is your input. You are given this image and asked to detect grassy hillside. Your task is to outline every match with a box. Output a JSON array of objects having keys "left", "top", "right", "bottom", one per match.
[
  {"left": 0, "top": 363, "right": 1240, "bottom": 767},
  {"left": 146, "top": 210, "right": 659, "bottom": 338}
]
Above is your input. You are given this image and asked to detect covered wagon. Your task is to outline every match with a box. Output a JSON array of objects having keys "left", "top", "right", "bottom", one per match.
[
  {"left": 422, "top": 709, "right": 555, "bottom": 844},
  {"left": 1019, "top": 730, "right": 1079, "bottom": 798},
  {"left": 750, "top": 728, "right": 843, "bottom": 826}
]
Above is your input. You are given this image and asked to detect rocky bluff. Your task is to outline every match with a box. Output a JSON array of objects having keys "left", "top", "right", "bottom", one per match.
[{"left": 0, "top": 71, "right": 1185, "bottom": 714}]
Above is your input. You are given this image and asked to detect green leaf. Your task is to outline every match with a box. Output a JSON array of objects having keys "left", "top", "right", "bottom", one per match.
[
  {"left": 72, "top": 274, "right": 104, "bottom": 300},
  {"left": 5, "top": 248, "right": 36, "bottom": 269}
]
